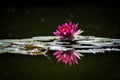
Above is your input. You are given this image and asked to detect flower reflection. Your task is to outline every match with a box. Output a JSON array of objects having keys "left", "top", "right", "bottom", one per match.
[
  {"left": 53, "top": 22, "right": 83, "bottom": 41},
  {"left": 53, "top": 50, "right": 83, "bottom": 66}
]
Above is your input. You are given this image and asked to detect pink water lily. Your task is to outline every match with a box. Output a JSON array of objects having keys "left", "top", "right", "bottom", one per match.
[
  {"left": 53, "top": 50, "right": 83, "bottom": 66},
  {"left": 53, "top": 22, "right": 83, "bottom": 41}
]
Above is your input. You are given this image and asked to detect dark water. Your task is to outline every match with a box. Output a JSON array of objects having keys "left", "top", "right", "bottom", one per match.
[{"left": 0, "top": 3, "right": 120, "bottom": 80}]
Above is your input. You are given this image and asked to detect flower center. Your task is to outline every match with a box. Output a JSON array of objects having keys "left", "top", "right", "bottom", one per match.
[{"left": 62, "top": 26, "right": 71, "bottom": 32}]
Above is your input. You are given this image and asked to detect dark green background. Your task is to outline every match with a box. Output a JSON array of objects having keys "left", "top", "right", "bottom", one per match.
[{"left": 0, "top": 1, "right": 120, "bottom": 80}]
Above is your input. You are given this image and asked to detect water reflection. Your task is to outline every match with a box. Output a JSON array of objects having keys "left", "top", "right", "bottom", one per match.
[{"left": 53, "top": 50, "right": 83, "bottom": 65}]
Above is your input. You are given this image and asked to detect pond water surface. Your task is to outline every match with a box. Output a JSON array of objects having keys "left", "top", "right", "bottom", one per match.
[{"left": 0, "top": 3, "right": 120, "bottom": 80}]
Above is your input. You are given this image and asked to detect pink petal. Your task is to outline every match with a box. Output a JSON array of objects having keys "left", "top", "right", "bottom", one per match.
[
  {"left": 69, "top": 59, "right": 72, "bottom": 66},
  {"left": 71, "top": 25, "right": 75, "bottom": 32},
  {"left": 64, "top": 55, "right": 69, "bottom": 64},
  {"left": 70, "top": 54, "right": 74, "bottom": 61},
  {"left": 63, "top": 53, "right": 69, "bottom": 63},
  {"left": 58, "top": 25, "right": 62, "bottom": 28},
  {"left": 53, "top": 51, "right": 60, "bottom": 55},
  {"left": 69, "top": 21, "right": 72, "bottom": 27},
  {"left": 73, "top": 23, "right": 78, "bottom": 32},
  {"left": 58, "top": 26, "right": 62, "bottom": 31},
  {"left": 63, "top": 32, "right": 67, "bottom": 35},
  {"left": 73, "top": 56, "right": 78, "bottom": 64},
  {"left": 53, "top": 32, "right": 59, "bottom": 36},
  {"left": 75, "top": 23, "right": 78, "bottom": 29},
  {"left": 74, "top": 29, "right": 83, "bottom": 36},
  {"left": 56, "top": 54, "right": 61, "bottom": 58},
  {"left": 65, "top": 23, "right": 68, "bottom": 26},
  {"left": 73, "top": 52, "right": 80, "bottom": 59},
  {"left": 58, "top": 54, "right": 64, "bottom": 62}
]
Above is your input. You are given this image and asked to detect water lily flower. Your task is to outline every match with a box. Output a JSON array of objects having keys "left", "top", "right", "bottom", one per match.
[
  {"left": 53, "top": 22, "right": 83, "bottom": 41},
  {"left": 53, "top": 50, "right": 83, "bottom": 66}
]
